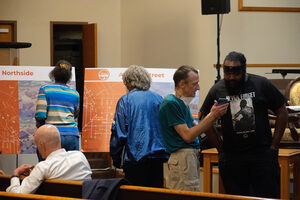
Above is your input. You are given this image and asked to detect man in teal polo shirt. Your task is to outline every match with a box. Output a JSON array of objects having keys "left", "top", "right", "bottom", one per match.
[{"left": 159, "top": 65, "right": 228, "bottom": 191}]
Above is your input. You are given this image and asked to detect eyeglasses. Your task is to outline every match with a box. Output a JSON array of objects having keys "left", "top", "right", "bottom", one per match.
[{"left": 223, "top": 65, "right": 245, "bottom": 74}]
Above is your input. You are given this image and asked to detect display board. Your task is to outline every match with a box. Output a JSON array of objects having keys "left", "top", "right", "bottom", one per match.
[
  {"left": 81, "top": 68, "right": 199, "bottom": 152},
  {"left": 0, "top": 66, "right": 76, "bottom": 154}
]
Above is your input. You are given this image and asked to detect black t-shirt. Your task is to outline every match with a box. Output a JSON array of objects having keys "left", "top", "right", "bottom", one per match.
[{"left": 200, "top": 73, "right": 286, "bottom": 153}]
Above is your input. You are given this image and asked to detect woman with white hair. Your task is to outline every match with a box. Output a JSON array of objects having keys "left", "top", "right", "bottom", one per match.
[{"left": 110, "top": 65, "right": 169, "bottom": 188}]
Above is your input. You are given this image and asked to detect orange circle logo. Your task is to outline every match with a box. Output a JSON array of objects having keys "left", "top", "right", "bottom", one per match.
[{"left": 98, "top": 69, "right": 110, "bottom": 81}]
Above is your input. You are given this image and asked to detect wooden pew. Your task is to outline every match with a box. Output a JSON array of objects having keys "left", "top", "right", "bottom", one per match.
[
  {"left": 0, "top": 191, "right": 83, "bottom": 200},
  {"left": 0, "top": 175, "right": 276, "bottom": 200},
  {"left": 0, "top": 175, "right": 10, "bottom": 191},
  {"left": 0, "top": 175, "right": 82, "bottom": 198},
  {"left": 118, "top": 185, "right": 276, "bottom": 200},
  {"left": 36, "top": 179, "right": 82, "bottom": 198},
  {"left": 0, "top": 175, "right": 83, "bottom": 200}
]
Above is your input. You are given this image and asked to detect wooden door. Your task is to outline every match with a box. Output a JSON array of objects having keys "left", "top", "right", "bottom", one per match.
[
  {"left": 0, "top": 21, "right": 17, "bottom": 65},
  {"left": 0, "top": 25, "right": 13, "bottom": 42},
  {"left": 0, "top": 21, "right": 16, "bottom": 42},
  {"left": 83, "top": 23, "right": 97, "bottom": 68}
]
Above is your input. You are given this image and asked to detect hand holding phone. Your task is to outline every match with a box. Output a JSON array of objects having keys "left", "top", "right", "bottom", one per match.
[{"left": 217, "top": 98, "right": 229, "bottom": 105}]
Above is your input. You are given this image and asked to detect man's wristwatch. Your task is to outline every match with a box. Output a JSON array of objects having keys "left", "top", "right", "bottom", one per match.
[{"left": 11, "top": 175, "right": 19, "bottom": 178}]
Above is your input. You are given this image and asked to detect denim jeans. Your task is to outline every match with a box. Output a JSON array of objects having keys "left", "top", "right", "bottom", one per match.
[{"left": 61, "top": 135, "right": 79, "bottom": 151}]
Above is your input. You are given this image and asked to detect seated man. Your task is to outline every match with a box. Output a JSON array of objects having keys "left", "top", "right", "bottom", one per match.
[{"left": 6, "top": 125, "right": 92, "bottom": 194}]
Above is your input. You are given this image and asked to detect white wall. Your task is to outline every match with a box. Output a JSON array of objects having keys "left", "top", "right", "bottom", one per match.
[
  {"left": 0, "top": 0, "right": 121, "bottom": 67},
  {"left": 121, "top": 0, "right": 300, "bottom": 102}
]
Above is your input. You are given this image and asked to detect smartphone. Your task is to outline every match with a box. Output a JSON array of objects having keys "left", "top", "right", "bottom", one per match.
[{"left": 217, "top": 98, "right": 229, "bottom": 105}]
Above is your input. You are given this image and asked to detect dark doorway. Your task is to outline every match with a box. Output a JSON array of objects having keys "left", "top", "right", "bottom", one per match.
[{"left": 51, "top": 22, "right": 98, "bottom": 131}]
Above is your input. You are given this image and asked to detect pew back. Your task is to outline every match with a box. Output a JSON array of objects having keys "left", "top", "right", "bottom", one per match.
[
  {"left": 0, "top": 175, "right": 11, "bottom": 191},
  {"left": 118, "top": 185, "right": 276, "bottom": 200},
  {"left": 0, "top": 175, "right": 276, "bottom": 200},
  {"left": 0, "top": 191, "right": 83, "bottom": 200},
  {"left": 0, "top": 175, "right": 82, "bottom": 198},
  {"left": 36, "top": 179, "right": 82, "bottom": 198}
]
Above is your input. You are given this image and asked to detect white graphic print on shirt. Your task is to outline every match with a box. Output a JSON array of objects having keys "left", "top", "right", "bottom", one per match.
[{"left": 228, "top": 92, "right": 256, "bottom": 137}]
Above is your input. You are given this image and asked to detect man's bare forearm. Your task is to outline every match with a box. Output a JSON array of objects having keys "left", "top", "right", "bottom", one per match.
[
  {"left": 272, "top": 105, "right": 288, "bottom": 149},
  {"left": 205, "top": 126, "right": 223, "bottom": 153}
]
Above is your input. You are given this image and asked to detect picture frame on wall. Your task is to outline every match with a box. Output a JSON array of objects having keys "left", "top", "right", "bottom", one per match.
[{"left": 238, "top": 0, "right": 300, "bottom": 12}]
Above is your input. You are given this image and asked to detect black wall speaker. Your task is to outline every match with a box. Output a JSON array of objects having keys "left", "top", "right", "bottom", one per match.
[{"left": 201, "top": 0, "right": 230, "bottom": 15}]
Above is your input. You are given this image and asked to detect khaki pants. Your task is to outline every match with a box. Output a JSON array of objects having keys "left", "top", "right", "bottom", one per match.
[{"left": 165, "top": 148, "right": 200, "bottom": 191}]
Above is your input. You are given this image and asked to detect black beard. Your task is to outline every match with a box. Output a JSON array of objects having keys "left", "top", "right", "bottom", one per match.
[{"left": 225, "top": 75, "right": 246, "bottom": 95}]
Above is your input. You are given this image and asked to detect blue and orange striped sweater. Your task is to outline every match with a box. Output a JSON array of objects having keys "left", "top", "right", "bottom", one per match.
[{"left": 35, "top": 83, "right": 79, "bottom": 136}]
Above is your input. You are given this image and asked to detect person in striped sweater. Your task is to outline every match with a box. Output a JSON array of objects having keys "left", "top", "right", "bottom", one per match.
[{"left": 35, "top": 60, "right": 80, "bottom": 161}]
